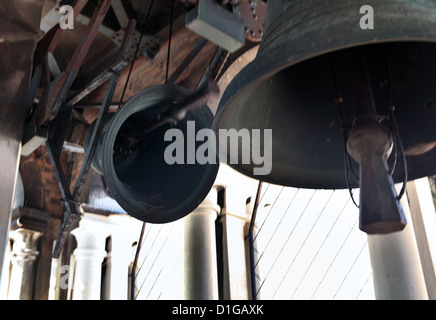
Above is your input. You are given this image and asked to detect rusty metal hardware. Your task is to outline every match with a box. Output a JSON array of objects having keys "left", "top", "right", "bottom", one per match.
[{"left": 233, "top": 0, "right": 267, "bottom": 43}]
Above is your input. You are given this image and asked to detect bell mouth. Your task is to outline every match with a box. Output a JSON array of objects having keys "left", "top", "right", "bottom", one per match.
[
  {"left": 214, "top": 40, "right": 436, "bottom": 189},
  {"left": 100, "top": 85, "right": 219, "bottom": 223}
]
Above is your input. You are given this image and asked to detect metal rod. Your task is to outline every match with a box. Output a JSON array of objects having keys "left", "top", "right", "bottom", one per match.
[
  {"left": 123, "top": 79, "right": 219, "bottom": 139},
  {"left": 47, "top": 137, "right": 81, "bottom": 259},
  {"left": 51, "top": 21, "right": 135, "bottom": 258},
  {"left": 380, "top": 48, "right": 408, "bottom": 200},
  {"left": 72, "top": 73, "right": 120, "bottom": 201},
  {"left": 166, "top": 38, "right": 208, "bottom": 85},
  {"left": 347, "top": 48, "right": 377, "bottom": 120},
  {"left": 130, "top": 222, "right": 146, "bottom": 300},
  {"left": 240, "top": 180, "right": 264, "bottom": 300},
  {"left": 72, "top": 19, "right": 135, "bottom": 200},
  {"left": 246, "top": 180, "right": 263, "bottom": 300},
  {"left": 51, "top": 71, "right": 120, "bottom": 259},
  {"left": 164, "top": 0, "right": 175, "bottom": 84},
  {"left": 247, "top": 181, "right": 263, "bottom": 237},
  {"left": 118, "top": 1, "right": 154, "bottom": 109},
  {"left": 248, "top": 232, "right": 257, "bottom": 300},
  {"left": 329, "top": 54, "right": 360, "bottom": 207}
]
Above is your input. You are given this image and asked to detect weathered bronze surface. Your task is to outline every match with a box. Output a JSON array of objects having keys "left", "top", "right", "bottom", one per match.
[
  {"left": 214, "top": 0, "right": 436, "bottom": 189},
  {"left": 88, "top": 85, "right": 219, "bottom": 223}
]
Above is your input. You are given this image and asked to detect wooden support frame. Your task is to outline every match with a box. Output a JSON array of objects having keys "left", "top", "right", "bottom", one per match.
[{"left": 38, "top": 0, "right": 114, "bottom": 126}]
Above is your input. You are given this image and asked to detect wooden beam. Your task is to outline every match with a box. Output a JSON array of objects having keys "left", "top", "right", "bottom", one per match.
[{"left": 84, "top": 15, "right": 218, "bottom": 106}]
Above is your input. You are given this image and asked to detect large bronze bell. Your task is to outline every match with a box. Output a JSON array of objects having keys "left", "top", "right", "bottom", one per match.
[
  {"left": 214, "top": 0, "right": 436, "bottom": 233},
  {"left": 86, "top": 85, "right": 219, "bottom": 223}
]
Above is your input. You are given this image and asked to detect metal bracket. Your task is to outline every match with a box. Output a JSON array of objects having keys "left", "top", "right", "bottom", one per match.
[
  {"left": 233, "top": 0, "right": 267, "bottom": 43},
  {"left": 110, "top": 28, "right": 162, "bottom": 61}
]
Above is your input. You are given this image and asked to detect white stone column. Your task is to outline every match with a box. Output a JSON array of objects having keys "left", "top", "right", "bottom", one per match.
[
  {"left": 367, "top": 184, "right": 428, "bottom": 300},
  {"left": 48, "top": 249, "right": 61, "bottom": 300},
  {"left": 7, "top": 229, "right": 42, "bottom": 300},
  {"left": 184, "top": 188, "right": 221, "bottom": 300},
  {"left": 71, "top": 213, "right": 109, "bottom": 300},
  {"left": 217, "top": 213, "right": 252, "bottom": 299},
  {"left": 103, "top": 214, "right": 143, "bottom": 300},
  {"left": 214, "top": 165, "right": 260, "bottom": 299},
  {"left": 406, "top": 178, "right": 436, "bottom": 299}
]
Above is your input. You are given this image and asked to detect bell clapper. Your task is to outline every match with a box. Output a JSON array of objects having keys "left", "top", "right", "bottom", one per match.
[{"left": 344, "top": 48, "right": 406, "bottom": 234}]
